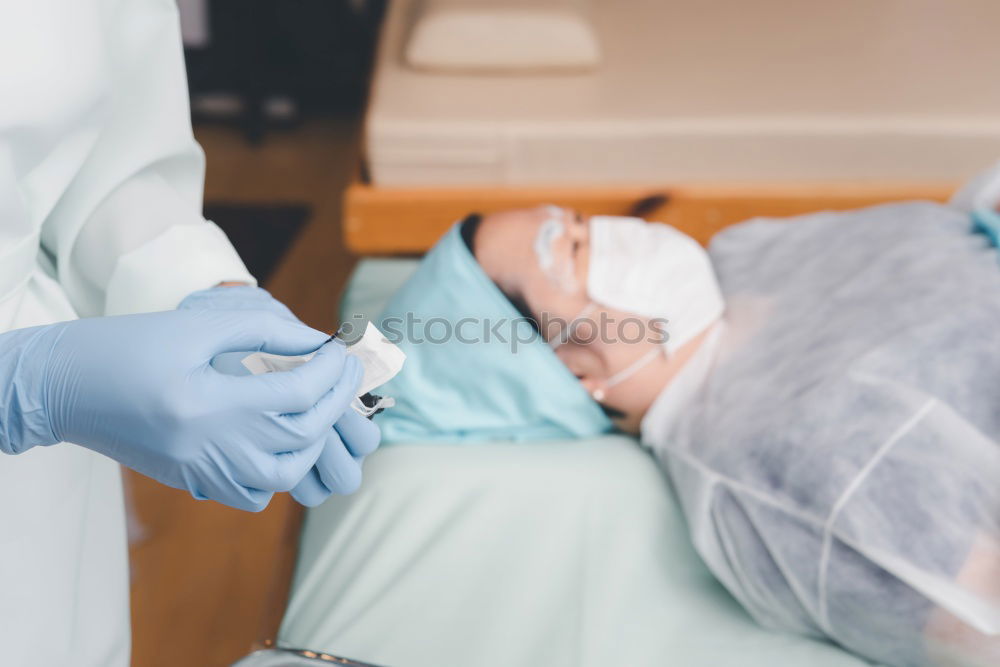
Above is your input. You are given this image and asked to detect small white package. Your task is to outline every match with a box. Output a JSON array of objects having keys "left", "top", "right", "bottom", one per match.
[{"left": 241, "top": 322, "right": 406, "bottom": 416}]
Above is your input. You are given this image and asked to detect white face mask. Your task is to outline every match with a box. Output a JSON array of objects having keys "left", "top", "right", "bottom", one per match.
[
  {"left": 587, "top": 215, "right": 725, "bottom": 355},
  {"left": 537, "top": 211, "right": 724, "bottom": 399}
]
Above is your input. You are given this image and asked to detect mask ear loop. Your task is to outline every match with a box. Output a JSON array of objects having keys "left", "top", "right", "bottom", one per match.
[{"left": 590, "top": 346, "right": 663, "bottom": 402}]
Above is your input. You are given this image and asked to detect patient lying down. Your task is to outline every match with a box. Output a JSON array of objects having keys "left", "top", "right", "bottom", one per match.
[{"left": 374, "top": 201, "right": 1000, "bottom": 666}]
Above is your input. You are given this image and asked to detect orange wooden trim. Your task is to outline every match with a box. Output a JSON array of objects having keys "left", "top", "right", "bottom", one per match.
[{"left": 344, "top": 181, "right": 957, "bottom": 254}]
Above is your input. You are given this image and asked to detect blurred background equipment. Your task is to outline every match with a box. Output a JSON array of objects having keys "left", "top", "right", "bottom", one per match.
[
  {"left": 368, "top": 0, "right": 1000, "bottom": 187},
  {"left": 405, "top": 0, "right": 601, "bottom": 72},
  {"left": 179, "top": 0, "right": 385, "bottom": 142},
  {"left": 206, "top": 203, "right": 310, "bottom": 283},
  {"left": 346, "top": 0, "right": 999, "bottom": 255}
]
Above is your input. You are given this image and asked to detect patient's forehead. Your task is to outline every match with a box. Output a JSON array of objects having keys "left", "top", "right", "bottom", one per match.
[
  {"left": 472, "top": 207, "right": 548, "bottom": 293},
  {"left": 475, "top": 208, "right": 545, "bottom": 256}
]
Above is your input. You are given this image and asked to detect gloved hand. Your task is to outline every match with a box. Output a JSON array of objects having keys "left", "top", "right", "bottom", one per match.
[
  {"left": 289, "top": 409, "right": 381, "bottom": 506},
  {"left": 179, "top": 285, "right": 383, "bottom": 507},
  {"left": 0, "top": 309, "right": 362, "bottom": 511},
  {"left": 179, "top": 285, "right": 297, "bottom": 321}
]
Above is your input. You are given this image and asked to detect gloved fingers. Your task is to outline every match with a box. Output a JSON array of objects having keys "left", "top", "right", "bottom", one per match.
[
  {"left": 247, "top": 344, "right": 359, "bottom": 416},
  {"left": 234, "top": 436, "right": 325, "bottom": 493},
  {"left": 315, "top": 430, "right": 364, "bottom": 495},
  {"left": 209, "top": 310, "right": 329, "bottom": 357},
  {"left": 287, "top": 443, "right": 369, "bottom": 507},
  {"left": 270, "top": 440, "right": 327, "bottom": 492},
  {"left": 262, "top": 299, "right": 297, "bottom": 321},
  {"left": 274, "top": 356, "right": 363, "bottom": 445},
  {"left": 178, "top": 285, "right": 257, "bottom": 310},
  {"left": 191, "top": 465, "right": 275, "bottom": 512},
  {"left": 226, "top": 487, "right": 274, "bottom": 513},
  {"left": 180, "top": 286, "right": 298, "bottom": 321},
  {"left": 335, "top": 409, "right": 382, "bottom": 458},
  {"left": 237, "top": 486, "right": 274, "bottom": 513},
  {"left": 290, "top": 467, "right": 332, "bottom": 507}
]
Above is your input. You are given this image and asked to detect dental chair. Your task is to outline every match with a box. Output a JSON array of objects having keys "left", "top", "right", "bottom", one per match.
[{"left": 235, "top": 258, "right": 870, "bottom": 667}]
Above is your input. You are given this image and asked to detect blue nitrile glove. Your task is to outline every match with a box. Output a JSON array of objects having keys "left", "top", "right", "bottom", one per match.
[
  {"left": 289, "top": 409, "right": 382, "bottom": 506},
  {"left": 178, "top": 285, "right": 382, "bottom": 507},
  {"left": 179, "top": 285, "right": 383, "bottom": 507},
  {"left": 180, "top": 286, "right": 299, "bottom": 376},
  {"left": 0, "top": 308, "right": 362, "bottom": 512},
  {"left": 180, "top": 285, "right": 297, "bottom": 321}
]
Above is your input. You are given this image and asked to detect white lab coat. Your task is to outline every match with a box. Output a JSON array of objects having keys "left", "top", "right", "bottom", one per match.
[{"left": 0, "top": 1, "right": 254, "bottom": 664}]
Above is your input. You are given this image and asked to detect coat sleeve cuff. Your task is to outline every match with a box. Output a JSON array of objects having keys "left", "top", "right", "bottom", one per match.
[{"left": 103, "top": 222, "right": 256, "bottom": 316}]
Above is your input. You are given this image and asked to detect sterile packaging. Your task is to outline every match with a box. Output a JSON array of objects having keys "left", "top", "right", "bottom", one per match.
[{"left": 241, "top": 321, "right": 406, "bottom": 416}]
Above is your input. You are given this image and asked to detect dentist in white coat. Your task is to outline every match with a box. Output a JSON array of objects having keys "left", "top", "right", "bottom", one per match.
[{"left": 0, "top": 1, "right": 379, "bottom": 664}]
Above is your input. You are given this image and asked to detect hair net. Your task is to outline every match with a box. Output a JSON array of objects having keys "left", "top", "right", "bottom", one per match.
[
  {"left": 644, "top": 202, "right": 1000, "bottom": 666},
  {"left": 373, "top": 222, "right": 612, "bottom": 444}
]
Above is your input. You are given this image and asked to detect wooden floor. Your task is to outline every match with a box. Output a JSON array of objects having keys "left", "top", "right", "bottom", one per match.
[{"left": 127, "top": 116, "right": 362, "bottom": 667}]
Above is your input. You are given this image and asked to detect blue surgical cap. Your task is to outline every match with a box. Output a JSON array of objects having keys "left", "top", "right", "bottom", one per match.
[{"left": 373, "top": 222, "right": 613, "bottom": 444}]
